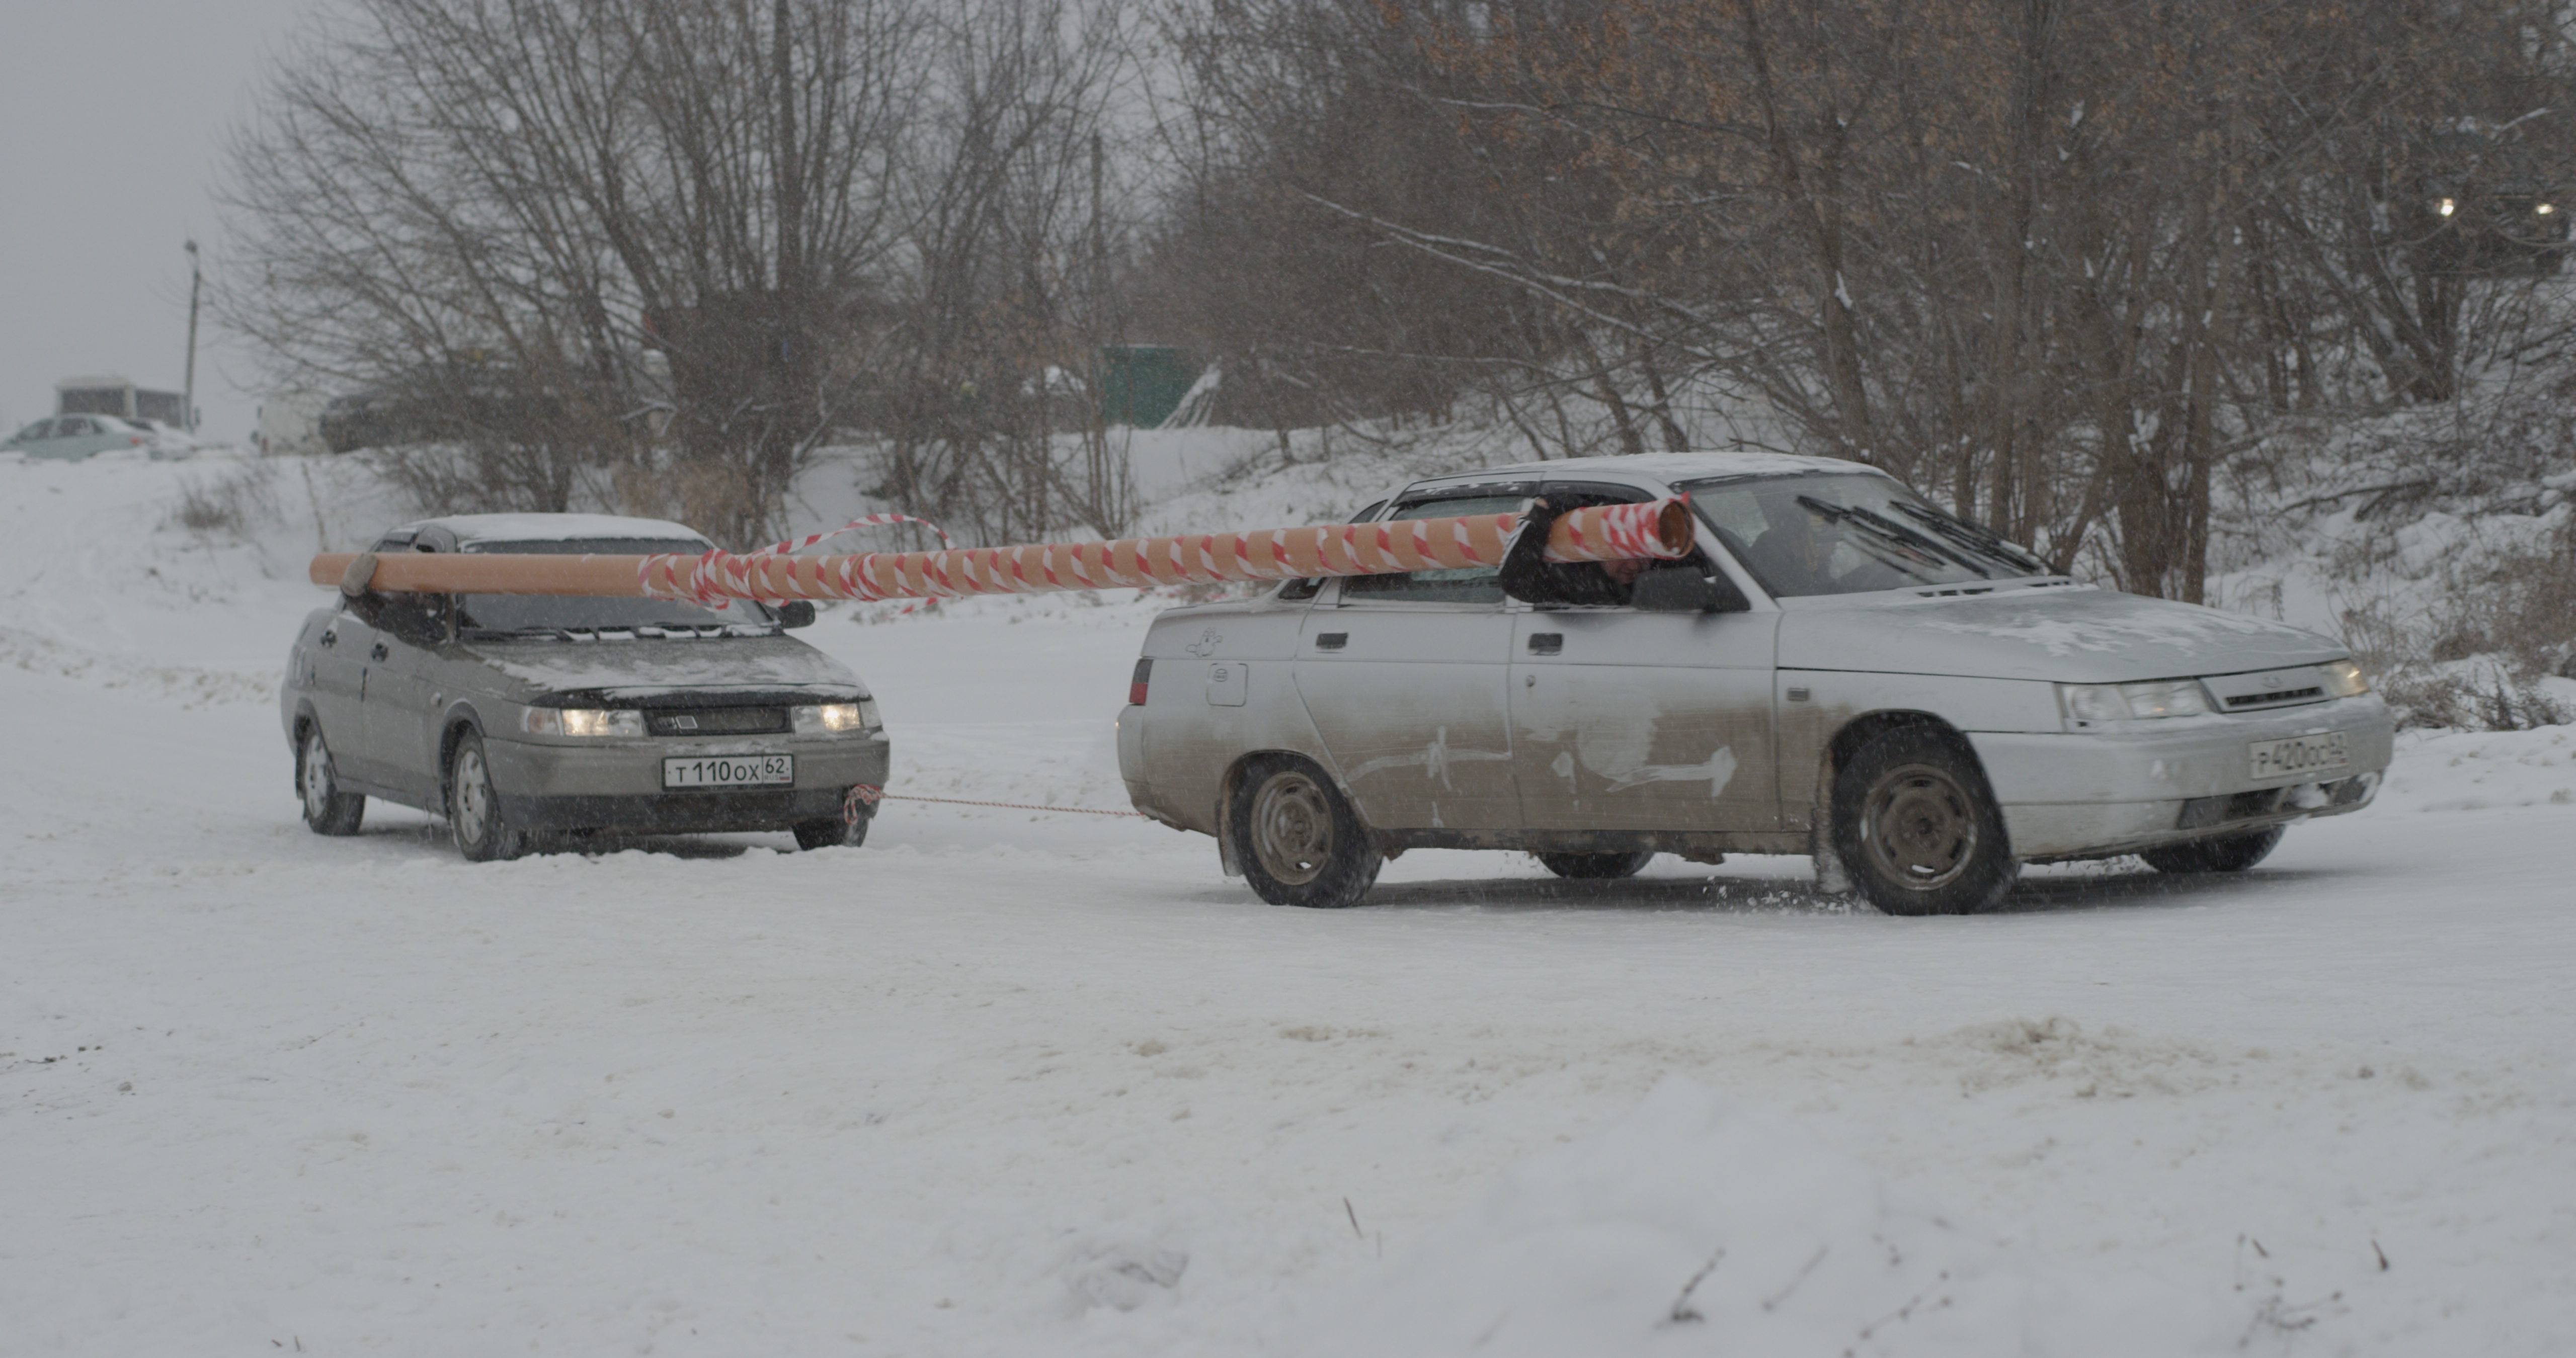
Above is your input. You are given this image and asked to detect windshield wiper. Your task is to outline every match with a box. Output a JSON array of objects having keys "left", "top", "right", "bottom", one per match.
[
  {"left": 1796, "top": 496, "right": 1995, "bottom": 579},
  {"left": 1887, "top": 501, "right": 2049, "bottom": 576}
]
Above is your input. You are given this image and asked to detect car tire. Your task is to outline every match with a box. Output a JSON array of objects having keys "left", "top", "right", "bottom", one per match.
[
  {"left": 1536, "top": 850, "right": 1655, "bottom": 880},
  {"left": 2139, "top": 826, "right": 2283, "bottom": 874},
  {"left": 1832, "top": 726, "right": 2018, "bottom": 916},
  {"left": 794, "top": 801, "right": 872, "bottom": 851},
  {"left": 297, "top": 723, "right": 365, "bottom": 836},
  {"left": 1229, "top": 757, "right": 1381, "bottom": 909},
  {"left": 447, "top": 730, "right": 526, "bottom": 862}
]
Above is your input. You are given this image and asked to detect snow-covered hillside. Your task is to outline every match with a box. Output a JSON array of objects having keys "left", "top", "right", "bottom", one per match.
[{"left": 4, "top": 445, "right": 2573, "bottom": 1355}]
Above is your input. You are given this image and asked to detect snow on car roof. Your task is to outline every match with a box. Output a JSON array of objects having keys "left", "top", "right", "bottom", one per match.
[
  {"left": 1407, "top": 450, "right": 1882, "bottom": 492},
  {"left": 413, "top": 513, "right": 712, "bottom": 547}
]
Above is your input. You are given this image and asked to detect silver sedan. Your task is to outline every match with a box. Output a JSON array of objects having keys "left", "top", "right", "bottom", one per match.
[
  {"left": 1115, "top": 453, "right": 2392, "bottom": 914},
  {"left": 281, "top": 513, "right": 891, "bottom": 859}
]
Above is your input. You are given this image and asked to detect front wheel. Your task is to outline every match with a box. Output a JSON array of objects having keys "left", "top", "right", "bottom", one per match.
[
  {"left": 447, "top": 730, "right": 526, "bottom": 862},
  {"left": 1832, "top": 726, "right": 2018, "bottom": 916},
  {"left": 1535, "top": 850, "right": 1655, "bottom": 880},
  {"left": 297, "top": 724, "right": 365, "bottom": 835},
  {"left": 2140, "top": 826, "right": 2282, "bottom": 874},
  {"left": 1229, "top": 758, "right": 1381, "bottom": 908}
]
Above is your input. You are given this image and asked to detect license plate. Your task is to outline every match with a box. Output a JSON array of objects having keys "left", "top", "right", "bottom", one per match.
[
  {"left": 2249, "top": 732, "right": 2349, "bottom": 781},
  {"left": 662, "top": 753, "right": 794, "bottom": 789}
]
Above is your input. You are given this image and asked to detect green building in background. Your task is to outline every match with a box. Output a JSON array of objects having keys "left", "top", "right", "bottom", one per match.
[{"left": 1100, "top": 346, "right": 1196, "bottom": 428}]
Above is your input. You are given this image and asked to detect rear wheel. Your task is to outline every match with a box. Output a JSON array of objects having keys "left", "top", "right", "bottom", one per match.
[
  {"left": 297, "top": 724, "right": 365, "bottom": 835},
  {"left": 1832, "top": 726, "right": 2018, "bottom": 916},
  {"left": 447, "top": 730, "right": 525, "bottom": 862},
  {"left": 1229, "top": 758, "right": 1381, "bottom": 908},
  {"left": 1535, "top": 850, "right": 1655, "bottom": 880},
  {"left": 2140, "top": 826, "right": 2282, "bottom": 874}
]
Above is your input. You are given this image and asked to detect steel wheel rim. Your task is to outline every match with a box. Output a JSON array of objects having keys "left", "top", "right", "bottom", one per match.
[
  {"left": 453, "top": 746, "right": 492, "bottom": 846},
  {"left": 1861, "top": 762, "right": 1978, "bottom": 891},
  {"left": 1251, "top": 772, "right": 1335, "bottom": 886},
  {"left": 300, "top": 731, "right": 332, "bottom": 816}
]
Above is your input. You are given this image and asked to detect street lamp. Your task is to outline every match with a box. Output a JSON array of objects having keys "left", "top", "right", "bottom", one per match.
[{"left": 183, "top": 239, "right": 201, "bottom": 432}]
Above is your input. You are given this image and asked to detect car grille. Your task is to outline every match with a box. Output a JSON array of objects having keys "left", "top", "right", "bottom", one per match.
[
  {"left": 647, "top": 707, "right": 787, "bottom": 737},
  {"left": 2222, "top": 686, "right": 2323, "bottom": 708}
]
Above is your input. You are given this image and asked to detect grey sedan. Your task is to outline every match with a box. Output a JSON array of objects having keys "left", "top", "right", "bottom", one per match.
[
  {"left": 281, "top": 513, "right": 891, "bottom": 859},
  {"left": 1117, "top": 453, "right": 2393, "bottom": 915}
]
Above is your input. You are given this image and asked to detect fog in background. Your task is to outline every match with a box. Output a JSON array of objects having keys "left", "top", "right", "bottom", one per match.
[{"left": 0, "top": 0, "right": 315, "bottom": 441}]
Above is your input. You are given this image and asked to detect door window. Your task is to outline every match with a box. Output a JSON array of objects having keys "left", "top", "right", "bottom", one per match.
[{"left": 1339, "top": 491, "right": 1529, "bottom": 605}]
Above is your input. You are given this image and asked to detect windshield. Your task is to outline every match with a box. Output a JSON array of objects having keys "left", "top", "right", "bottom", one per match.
[
  {"left": 456, "top": 537, "right": 777, "bottom": 632},
  {"left": 1674, "top": 472, "right": 2049, "bottom": 598}
]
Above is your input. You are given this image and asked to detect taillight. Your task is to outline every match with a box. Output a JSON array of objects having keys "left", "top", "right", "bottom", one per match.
[{"left": 1128, "top": 657, "right": 1152, "bottom": 706}]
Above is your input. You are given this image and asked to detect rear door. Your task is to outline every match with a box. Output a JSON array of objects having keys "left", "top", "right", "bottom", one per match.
[
  {"left": 1509, "top": 482, "right": 1782, "bottom": 833},
  {"left": 1290, "top": 486, "right": 1531, "bottom": 832}
]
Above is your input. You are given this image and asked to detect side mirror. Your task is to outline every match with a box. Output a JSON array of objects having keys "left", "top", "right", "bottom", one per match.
[
  {"left": 1632, "top": 567, "right": 1748, "bottom": 614},
  {"left": 775, "top": 601, "right": 817, "bottom": 629}
]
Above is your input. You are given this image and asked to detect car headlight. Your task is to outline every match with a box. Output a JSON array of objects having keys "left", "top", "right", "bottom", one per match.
[
  {"left": 2320, "top": 659, "right": 2369, "bottom": 698},
  {"left": 2060, "top": 678, "right": 2212, "bottom": 727},
  {"left": 521, "top": 707, "right": 644, "bottom": 737},
  {"left": 791, "top": 702, "right": 871, "bottom": 734}
]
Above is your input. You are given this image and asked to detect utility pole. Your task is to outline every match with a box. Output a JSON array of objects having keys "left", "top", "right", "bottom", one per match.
[{"left": 183, "top": 238, "right": 202, "bottom": 431}]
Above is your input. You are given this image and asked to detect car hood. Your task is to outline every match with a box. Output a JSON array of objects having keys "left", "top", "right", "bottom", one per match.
[
  {"left": 465, "top": 634, "right": 865, "bottom": 701},
  {"left": 1779, "top": 585, "right": 2348, "bottom": 682}
]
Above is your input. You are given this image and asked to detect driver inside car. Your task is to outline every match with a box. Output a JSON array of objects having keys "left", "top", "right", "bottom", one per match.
[
  {"left": 1498, "top": 497, "right": 1649, "bottom": 607},
  {"left": 1744, "top": 498, "right": 1846, "bottom": 596}
]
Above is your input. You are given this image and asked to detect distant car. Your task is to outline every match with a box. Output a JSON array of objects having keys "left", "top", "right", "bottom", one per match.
[
  {"left": 318, "top": 391, "right": 404, "bottom": 453},
  {"left": 1115, "top": 452, "right": 2395, "bottom": 915},
  {"left": 123, "top": 418, "right": 205, "bottom": 460},
  {"left": 280, "top": 513, "right": 892, "bottom": 860},
  {"left": 4, "top": 414, "right": 156, "bottom": 460}
]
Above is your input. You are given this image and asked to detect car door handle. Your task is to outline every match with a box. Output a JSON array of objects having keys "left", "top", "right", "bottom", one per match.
[
  {"left": 1315, "top": 632, "right": 1347, "bottom": 651},
  {"left": 1527, "top": 633, "right": 1564, "bottom": 655},
  {"left": 370, "top": 641, "right": 390, "bottom": 661}
]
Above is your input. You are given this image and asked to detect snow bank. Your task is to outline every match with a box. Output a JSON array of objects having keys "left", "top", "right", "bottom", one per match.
[
  {"left": 1293, "top": 1078, "right": 2228, "bottom": 1358},
  {"left": 2380, "top": 726, "right": 2576, "bottom": 812}
]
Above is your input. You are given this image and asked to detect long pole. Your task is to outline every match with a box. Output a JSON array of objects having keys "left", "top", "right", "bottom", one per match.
[
  {"left": 307, "top": 498, "right": 1699, "bottom": 604},
  {"left": 182, "top": 239, "right": 201, "bottom": 431}
]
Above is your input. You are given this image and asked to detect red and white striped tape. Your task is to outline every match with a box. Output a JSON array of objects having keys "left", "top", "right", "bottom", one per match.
[
  {"left": 651, "top": 513, "right": 954, "bottom": 609},
  {"left": 637, "top": 496, "right": 1692, "bottom": 609}
]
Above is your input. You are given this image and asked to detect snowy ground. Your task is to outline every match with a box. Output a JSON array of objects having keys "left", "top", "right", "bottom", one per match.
[{"left": 4, "top": 450, "right": 2574, "bottom": 1355}]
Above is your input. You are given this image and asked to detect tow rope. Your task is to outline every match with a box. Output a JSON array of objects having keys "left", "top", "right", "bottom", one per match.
[{"left": 845, "top": 784, "right": 1148, "bottom": 824}]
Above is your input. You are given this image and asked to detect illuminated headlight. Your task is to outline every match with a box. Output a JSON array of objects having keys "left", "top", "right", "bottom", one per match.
[
  {"left": 791, "top": 702, "right": 870, "bottom": 734},
  {"left": 2060, "top": 679, "right": 2212, "bottom": 726},
  {"left": 2437, "top": 197, "right": 2457, "bottom": 217},
  {"left": 521, "top": 707, "right": 643, "bottom": 737},
  {"left": 2539, "top": 203, "right": 2557, "bottom": 217},
  {"left": 2320, "top": 659, "right": 2370, "bottom": 698}
]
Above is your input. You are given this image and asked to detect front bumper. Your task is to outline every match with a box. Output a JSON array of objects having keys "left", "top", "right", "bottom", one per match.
[
  {"left": 1967, "top": 694, "right": 2393, "bottom": 861},
  {"left": 482, "top": 730, "right": 890, "bottom": 833}
]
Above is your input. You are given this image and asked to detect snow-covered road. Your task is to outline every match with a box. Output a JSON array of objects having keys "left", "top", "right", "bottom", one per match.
[{"left": 4, "top": 453, "right": 2572, "bottom": 1355}]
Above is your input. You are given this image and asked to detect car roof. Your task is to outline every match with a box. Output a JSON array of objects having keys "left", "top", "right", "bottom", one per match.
[
  {"left": 1398, "top": 450, "right": 1885, "bottom": 496},
  {"left": 395, "top": 512, "right": 713, "bottom": 550}
]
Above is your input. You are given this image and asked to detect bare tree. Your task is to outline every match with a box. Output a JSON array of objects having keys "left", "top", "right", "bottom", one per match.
[{"left": 221, "top": 0, "right": 928, "bottom": 546}]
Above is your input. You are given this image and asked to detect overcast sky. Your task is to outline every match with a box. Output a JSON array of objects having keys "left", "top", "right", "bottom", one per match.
[{"left": 1, "top": 0, "right": 320, "bottom": 442}]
